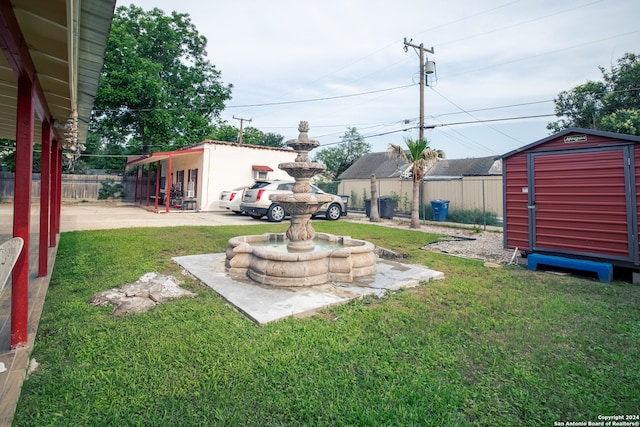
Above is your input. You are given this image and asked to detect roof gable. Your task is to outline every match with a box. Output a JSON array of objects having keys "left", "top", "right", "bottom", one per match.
[{"left": 498, "top": 128, "right": 640, "bottom": 159}]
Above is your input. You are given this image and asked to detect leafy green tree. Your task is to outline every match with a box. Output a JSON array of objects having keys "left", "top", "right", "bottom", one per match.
[
  {"left": 0, "top": 139, "right": 16, "bottom": 171},
  {"left": 600, "top": 109, "right": 640, "bottom": 135},
  {"left": 210, "top": 124, "right": 238, "bottom": 142},
  {"left": 313, "top": 127, "right": 371, "bottom": 180},
  {"left": 548, "top": 53, "right": 640, "bottom": 135},
  {"left": 260, "top": 131, "right": 287, "bottom": 148},
  {"left": 0, "top": 139, "right": 43, "bottom": 173},
  {"left": 242, "top": 127, "right": 286, "bottom": 148},
  {"left": 209, "top": 124, "right": 285, "bottom": 148},
  {"left": 387, "top": 138, "right": 438, "bottom": 229},
  {"left": 92, "top": 5, "right": 232, "bottom": 156}
]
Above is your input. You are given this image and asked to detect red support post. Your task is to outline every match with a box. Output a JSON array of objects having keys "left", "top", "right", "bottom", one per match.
[
  {"left": 11, "top": 73, "right": 34, "bottom": 348},
  {"left": 145, "top": 165, "right": 151, "bottom": 206},
  {"left": 134, "top": 165, "right": 140, "bottom": 203},
  {"left": 49, "top": 139, "right": 59, "bottom": 247},
  {"left": 54, "top": 145, "right": 62, "bottom": 235},
  {"left": 154, "top": 162, "right": 160, "bottom": 210},
  {"left": 165, "top": 155, "right": 173, "bottom": 213},
  {"left": 38, "top": 119, "right": 51, "bottom": 277},
  {"left": 139, "top": 166, "right": 143, "bottom": 204}
]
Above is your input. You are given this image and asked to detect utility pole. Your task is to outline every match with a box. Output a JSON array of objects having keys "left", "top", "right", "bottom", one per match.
[
  {"left": 403, "top": 38, "right": 434, "bottom": 141},
  {"left": 233, "top": 115, "right": 252, "bottom": 144}
]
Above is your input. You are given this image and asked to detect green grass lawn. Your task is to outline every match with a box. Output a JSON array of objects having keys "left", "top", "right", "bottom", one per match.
[{"left": 14, "top": 222, "right": 640, "bottom": 426}]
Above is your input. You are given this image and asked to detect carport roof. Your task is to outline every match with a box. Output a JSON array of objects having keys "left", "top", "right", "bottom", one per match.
[{"left": 126, "top": 147, "right": 205, "bottom": 167}]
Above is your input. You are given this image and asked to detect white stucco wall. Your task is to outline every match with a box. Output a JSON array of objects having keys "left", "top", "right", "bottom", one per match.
[{"left": 201, "top": 142, "right": 296, "bottom": 211}]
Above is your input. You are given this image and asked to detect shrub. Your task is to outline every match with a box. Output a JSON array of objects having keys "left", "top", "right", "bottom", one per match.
[
  {"left": 98, "top": 178, "right": 125, "bottom": 200},
  {"left": 446, "top": 208, "right": 500, "bottom": 226},
  {"left": 418, "top": 205, "right": 501, "bottom": 226},
  {"left": 349, "top": 190, "right": 359, "bottom": 210},
  {"left": 315, "top": 180, "right": 338, "bottom": 195}
]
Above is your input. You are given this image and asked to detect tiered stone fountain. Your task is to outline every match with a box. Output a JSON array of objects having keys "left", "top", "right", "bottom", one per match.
[{"left": 225, "top": 121, "right": 376, "bottom": 287}]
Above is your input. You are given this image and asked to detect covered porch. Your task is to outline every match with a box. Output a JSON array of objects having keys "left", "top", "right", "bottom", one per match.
[
  {"left": 0, "top": 0, "right": 116, "bottom": 423},
  {"left": 127, "top": 147, "right": 204, "bottom": 213}
]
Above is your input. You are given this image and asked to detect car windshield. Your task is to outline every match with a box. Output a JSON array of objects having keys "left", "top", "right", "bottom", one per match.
[{"left": 248, "top": 181, "right": 271, "bottom": 189}]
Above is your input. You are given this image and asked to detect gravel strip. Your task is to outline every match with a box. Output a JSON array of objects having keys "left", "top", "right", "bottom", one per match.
[{"left": 347, "top": 215, "right": 515, "bottom": 264}]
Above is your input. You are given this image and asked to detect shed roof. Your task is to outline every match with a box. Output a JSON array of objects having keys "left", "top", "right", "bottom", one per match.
[{"left": 498, "top": 127, "right": 640, "bottom": 160}]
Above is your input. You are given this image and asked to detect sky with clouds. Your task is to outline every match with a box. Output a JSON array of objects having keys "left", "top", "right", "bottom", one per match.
[{"left": 123, "top": 0, "right": 639, "bottom": 159}]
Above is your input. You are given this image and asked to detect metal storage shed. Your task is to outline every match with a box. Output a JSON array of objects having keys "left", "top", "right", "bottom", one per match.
[{"left": 498, "top": 128, "right": 640, "bottom": 269}]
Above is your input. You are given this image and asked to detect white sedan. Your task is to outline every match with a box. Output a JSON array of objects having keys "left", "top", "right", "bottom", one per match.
[{"left": 218, "top": 186, "right": 247, "bottom": 214}]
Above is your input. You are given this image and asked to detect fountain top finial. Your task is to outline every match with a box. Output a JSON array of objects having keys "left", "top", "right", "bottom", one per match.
[
  {"left": 297, "top": 121, "right": 310, "bottom": 143},
  {"left": 286, "top": 120, "right": 319, "bottom": 154}
]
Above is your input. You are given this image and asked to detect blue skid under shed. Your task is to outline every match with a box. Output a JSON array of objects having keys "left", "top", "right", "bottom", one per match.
[{"left": 527, "top": 254, "right": 613, "bottom": 283}]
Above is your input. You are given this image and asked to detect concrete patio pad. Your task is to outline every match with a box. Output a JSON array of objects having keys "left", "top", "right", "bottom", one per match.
[{"left": 173, "top": 253, "right": 444, "bottom": 325}]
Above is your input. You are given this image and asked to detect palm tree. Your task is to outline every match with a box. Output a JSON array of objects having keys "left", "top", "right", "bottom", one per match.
[{"left": 387, "top": 138, "right": 439, "bottom": 229}]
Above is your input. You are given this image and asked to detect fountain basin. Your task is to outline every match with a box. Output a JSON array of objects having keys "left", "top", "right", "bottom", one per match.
[{"left": 225, "top": 232, "right": 377, "bottom": 287}]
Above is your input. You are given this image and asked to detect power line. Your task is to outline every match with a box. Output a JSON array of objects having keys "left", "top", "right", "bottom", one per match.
[
  {"left": 446, "top": 29, "right": 640, "bottom": 79},
  {"left": 408, "top": 0, "right": 524, "bottom": 40},
  {"left": 226, "top": 84, "right": 416, "bottom": 108},
  {"left": 433, "top": 113, "right": 557, "bottom": 128},
  {"left": 431, "top": 87, "right": 524, "bottom": 143},
  {"left": 91, "top": 84, "right": 417, "bottom": 114},
  {"left": 318, "top": 112, "right": 560, "bottom": 148},
  {"left": 434, "top": 99, "right": 554, "bottom": 118},
  {"left": 434, "top": 0, "right": 605, "bottom": 49}
]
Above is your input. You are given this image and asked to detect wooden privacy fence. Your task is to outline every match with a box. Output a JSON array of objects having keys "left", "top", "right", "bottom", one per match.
[
  {"left": 424, "top": 176, "right": 503, "bottom": 214},
  {"left": 337, "top": 175, "right": 503, "bottom": 216},
  {"left": 0, "top": 172, "right": 137, "bottom": 201}
]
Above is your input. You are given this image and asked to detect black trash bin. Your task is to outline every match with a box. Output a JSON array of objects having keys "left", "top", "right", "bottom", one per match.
[
  {"left": 365, "top": 199, "right": 371, "bottom": 217},
  {"left": 379, "top": 196, "right": 398, "bottom": 219},
  {"left": 430, "top": 199, "right": 450, "bottom": 221}
]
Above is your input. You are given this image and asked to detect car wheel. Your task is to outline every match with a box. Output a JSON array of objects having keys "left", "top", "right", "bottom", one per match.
[
  {"left": 267, "top": 204, "right": 286, "bottom": 222},
  {"left": 233, "top": 210, "right": 243, "bottom": 215},
  {"left": 326, "top": 203, "right": 342, "bottom": 220},
  {"left": 249, "top": 214, "right": 263, "bottom": 220}
]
